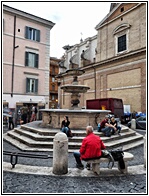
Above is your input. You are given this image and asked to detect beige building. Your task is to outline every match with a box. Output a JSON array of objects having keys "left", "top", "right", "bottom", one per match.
[
  {"left": 58, "top": 3, "right": 146, "bottom": 114},
  {"left": 3, "top": 5, "right": 55, "bottom": 122}
]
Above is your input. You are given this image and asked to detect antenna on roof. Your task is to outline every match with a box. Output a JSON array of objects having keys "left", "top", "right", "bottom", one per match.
[{"left": 80, "top": 32, "right": 83, "bottom": 42}]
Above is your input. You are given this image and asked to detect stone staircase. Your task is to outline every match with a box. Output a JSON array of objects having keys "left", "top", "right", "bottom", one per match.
[{"left": 3, "top": 121, "right": 144, "bottom": 152}]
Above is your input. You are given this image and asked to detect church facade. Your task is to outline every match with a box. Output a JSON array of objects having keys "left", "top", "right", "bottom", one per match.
[{"left": 58, "top": 3, "right": 146, "bottom": 113}]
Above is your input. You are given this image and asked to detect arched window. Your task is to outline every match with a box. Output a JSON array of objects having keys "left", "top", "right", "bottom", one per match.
[{"left": 113, "top": 23, "right": 131, "bottom": 55}]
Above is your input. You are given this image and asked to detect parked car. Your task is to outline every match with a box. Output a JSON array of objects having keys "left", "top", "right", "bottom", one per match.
[{"left": 127, "top": 116, "right": 146, "bottom": 130}]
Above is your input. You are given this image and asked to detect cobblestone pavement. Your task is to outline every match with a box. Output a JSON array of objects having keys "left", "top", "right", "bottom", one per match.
[
  {"left": 3, "top": 125, "right": 147, "bottom": 194},
  {"left": 3, "top": 171, "right": 146, "bottom": 193}
]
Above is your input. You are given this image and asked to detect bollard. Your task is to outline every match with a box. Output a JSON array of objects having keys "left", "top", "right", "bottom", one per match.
[
  {"left": 131, "top": 119, "right": 136, "bottom": 129},
  {"left": 52, "top": 132, "right": 68, "bottom": 175},
  {"left": 144, "top": 134, "right": 146, "bottom": 168}
]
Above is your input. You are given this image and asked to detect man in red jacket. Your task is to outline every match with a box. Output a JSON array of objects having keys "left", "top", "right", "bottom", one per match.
[{"left": 73, "top": 125, "right": 106, "bottom": 170}]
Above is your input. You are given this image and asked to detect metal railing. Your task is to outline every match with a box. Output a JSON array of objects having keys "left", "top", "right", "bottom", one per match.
[{"left": 3, "top": 151, "right": 53, "bottom": 169}]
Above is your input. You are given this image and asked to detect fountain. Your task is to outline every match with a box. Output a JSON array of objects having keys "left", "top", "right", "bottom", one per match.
[
  {"left": 40, "top": 68, "right": 111, "bottom": 129},
  {"left": 4, "top": 68, "right": 142, "bottom": 152},
  {"left": 61, "top": 69, "right": 90, "bottom": 109}
]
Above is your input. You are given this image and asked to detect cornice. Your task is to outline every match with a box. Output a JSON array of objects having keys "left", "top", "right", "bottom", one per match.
[
  {"left": 95, "top": 3, "right": 142, "bottom": 30},
  {"left": 81, "top": 47, "right": 146, "bottom": 71},
  {"left": 3, "top": 4, "right": 55, "bottom": 28}
]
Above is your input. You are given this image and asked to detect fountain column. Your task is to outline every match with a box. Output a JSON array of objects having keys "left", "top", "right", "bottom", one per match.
[{"left": 60, "top": 69, "right": 90, "bottom": 109}]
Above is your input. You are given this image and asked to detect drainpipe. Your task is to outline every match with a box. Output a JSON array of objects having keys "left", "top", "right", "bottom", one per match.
[
  {"left": 93, "top": 66, "right": 96, "bottom": 99},
  {"left": 62, "top": 77, "right": 65, "bottom": 105},
  {"left": 11, "top": 15, "right": 17, "bottom": 97}
]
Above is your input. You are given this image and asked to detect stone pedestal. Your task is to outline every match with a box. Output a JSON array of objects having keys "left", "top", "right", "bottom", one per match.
[
  {"left": 40, "top": 109, "right": 111, "bottom": 130},
  {"left": 131, "top": 119, "right": 136, "bottom": 129},
  {"left": 53, "top": 132, "right": 68, "bottom": 175}
]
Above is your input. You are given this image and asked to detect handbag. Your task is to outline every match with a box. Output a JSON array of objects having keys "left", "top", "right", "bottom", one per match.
[{"left": 67, "top": 129, "right": 73, "bottom": 137}]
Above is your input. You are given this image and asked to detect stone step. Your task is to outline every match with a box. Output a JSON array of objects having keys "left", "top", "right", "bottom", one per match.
[
  {"left": 122, "top": 139, "right": 144, "bottom": 151},
  {"left": 6, "top": 132, "right": 53, "bottom": 148},
  {"left": 14, "top": 129, "right": 58, "bottom": 141},
  {"left": 19, "top": 124, "right": 129, "bottom": 137},
  {"left": 11, "top": 126, "right": 132, "bottom": 144},
  {"left": 3, "top": 121, "right": 143, "bottom": 152},
  {"left": 4, "top": 129, "right": 143, "bottom": 151},
  {"left": 3, "top": 132, "right": 144, "bottom": 153},
  {"left": 16, "top": 125, "right": 58, "bottom": 136},
  {"left": 105, "top": 133, "right": 144, "bottom": 149},
  {"left": 3, "top": 134, "right": 49, "bottom": 152}
]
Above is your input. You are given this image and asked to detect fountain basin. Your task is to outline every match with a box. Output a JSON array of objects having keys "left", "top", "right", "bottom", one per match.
[
  {"left": 61, "top": 85, "right": 90, "bottom": 93},
  {"left": 40, "top": 109, "right": 111, "bottom": 130},
  {"left": 66, "top": 69, "right": 85, "bottom": 76}
]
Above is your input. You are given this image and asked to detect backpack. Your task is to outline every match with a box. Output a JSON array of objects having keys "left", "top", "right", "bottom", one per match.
[
  {"left": 102, "top": 149, "right": 125, "bottom": 169},
  {"left": 35, "top": 107, "right": 38, "bottom": 114}
]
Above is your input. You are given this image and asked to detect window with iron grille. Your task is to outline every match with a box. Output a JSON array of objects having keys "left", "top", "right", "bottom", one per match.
[
  {"left": 25, "top": 26, "right": 40, "bottom": 42},
  {"left": 118, "top": 34, "right": 126, "bottom": 53}
]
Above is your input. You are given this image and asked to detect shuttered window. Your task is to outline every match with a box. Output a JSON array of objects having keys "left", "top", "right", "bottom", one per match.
[
  {"left": 26, "top": 78, "right": 38, "bottom": 93},
  {"left": 25, "top": 52, "right": 38, "bottom": 68},
  {"left": 25, "top": 26, "right": 40, "bottom": 42}
]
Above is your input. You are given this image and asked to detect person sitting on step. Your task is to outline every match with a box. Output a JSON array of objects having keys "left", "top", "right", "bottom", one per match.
[
  {"left": 61, "top": 116, "right": 72, "bottom": 137},
  {"left": 100, "top": 115, "right": 117, "bottom": 137},
  {"left": 110, "top": 116, "right": 121, "bottom": 135}
]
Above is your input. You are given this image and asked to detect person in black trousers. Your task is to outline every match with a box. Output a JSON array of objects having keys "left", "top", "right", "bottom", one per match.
[
  {"left": 20, "top": 110, "right": 28, "bottom": 125},
  {"left": 8, "top": 112, "right": 14, "bottom": 130}
]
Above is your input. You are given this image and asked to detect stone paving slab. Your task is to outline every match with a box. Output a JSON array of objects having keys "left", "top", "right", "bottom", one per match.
[{"left": 3, "top": 162, "right": 146, "bottom": 177}]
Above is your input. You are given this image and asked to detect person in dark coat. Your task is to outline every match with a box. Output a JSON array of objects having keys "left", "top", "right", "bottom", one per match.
[
  {"left": 61, "top": 116, "right": 72, "bottom": 137},
  {"left": 20, "top": 110, "right": 27, "bottom": 125},
  {"left": 8, "top": 112, "right": 14, "bottom": 130},
  {"left": 110, "top": 116, "right": 121, "bottom": 135}
]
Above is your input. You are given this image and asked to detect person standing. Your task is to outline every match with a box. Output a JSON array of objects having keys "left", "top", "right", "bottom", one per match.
[
  {"left": 34, "top": 106, "right": 38, "bottom": 120},
  {"left": 8, "top": 112, "right": 14, "bottom": 130},
  {"left": 20, "top": 110, "right": 28, "bottom": 125},
  {"left": 30, "top": 104, "right": 36, "bottom": 122},
  {"left": 73, "top": 126, "right": 106, "bottom": 170}
]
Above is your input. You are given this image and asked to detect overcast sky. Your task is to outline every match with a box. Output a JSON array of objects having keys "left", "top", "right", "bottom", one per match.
[{"left": 3, "top": 1, "right": 111, "bottom": 58}]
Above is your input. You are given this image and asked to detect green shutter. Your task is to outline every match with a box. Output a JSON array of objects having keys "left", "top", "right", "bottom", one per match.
[
  {"left": 35, "top": 54, "right": 39, "bottom": 68},
  {"left": 25, "top": 26, "right": 29, "bottom": 39},
  {"left": 36, "top": 30, "right": 40, "bottom": 42},
  {"left": 35, "top": 79, "right": 38, "bottom": 93},
  {"left": 25, "top": 52, "right": 29, "bottom": 66},
  {"left": 26, "top": 78, "right": 29, "bottom": 93}
]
